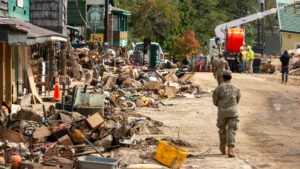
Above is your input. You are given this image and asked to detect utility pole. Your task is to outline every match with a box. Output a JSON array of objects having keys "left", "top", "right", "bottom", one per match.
[
  {"left": 258, "top": 0, "right": 265, "bottom": 55},
  {"left": 104, "top": 0, "right": 109, "bottom": 43}
]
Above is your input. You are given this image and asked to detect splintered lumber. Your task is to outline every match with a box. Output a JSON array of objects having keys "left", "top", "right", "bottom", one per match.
[{"left": 27, "top": 68, "right": 44, "bottom": 104}]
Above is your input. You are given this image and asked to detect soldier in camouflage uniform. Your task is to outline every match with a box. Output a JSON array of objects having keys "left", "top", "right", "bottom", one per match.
[
  {"left": 213, "top": 70, "right": 241, "bottom": 157},
  {"left": 213, "top": 54, "right": 230, "bottom": 85}
]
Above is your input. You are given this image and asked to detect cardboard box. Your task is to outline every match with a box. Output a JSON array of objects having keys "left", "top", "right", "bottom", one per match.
[
  {"left": 58, "top": 135, "right": 73, "bottom": 146},
  {"left": 86, "top": 113, "right": 105, "bottom": 129},
  {"left": 144, "top": 81, "right": 164, "bottom": 91},
  {"left": 164, "top": 86, "right": 176, "bottom": 98},
  {"left": 164, "top": 72, "right": 178, "bottom": 83},
  {"left": 123, "top": 78, "right": 144, "bottom": 88}
]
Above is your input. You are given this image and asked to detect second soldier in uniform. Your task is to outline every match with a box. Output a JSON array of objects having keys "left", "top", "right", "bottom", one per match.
[{"left": 213, "top": 54, "right": 230, "bottom": 85}]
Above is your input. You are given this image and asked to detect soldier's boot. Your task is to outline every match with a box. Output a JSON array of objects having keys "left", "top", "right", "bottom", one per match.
[
  {"left": 228, "top": 146, "right": 235, "bottom": 157},
  {"left": 219, "top": 145, "right": 226, "bottom": 155}
]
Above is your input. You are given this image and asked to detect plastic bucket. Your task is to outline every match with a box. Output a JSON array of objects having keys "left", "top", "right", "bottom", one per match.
[
  {"left": 226, "top": 28, "right": 244, "bottom": 53},
  {"left": 78, "top": 156, "right": 118, "bottom": 169}
]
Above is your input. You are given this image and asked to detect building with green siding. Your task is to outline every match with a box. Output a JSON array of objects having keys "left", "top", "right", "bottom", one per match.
[
  {"left": 67, "top": 0, "right": 131, "bottom": 48},
  {"left": 0, "top": 0, "right": 30, "bottom": 21},
  {"left": 277, "top": 0, "right": 300, "bottom": 52}
]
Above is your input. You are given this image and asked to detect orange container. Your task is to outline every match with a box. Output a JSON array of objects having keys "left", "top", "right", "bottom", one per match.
[{"left": 226, "top": 28, "right": 244, "bottom": 53}]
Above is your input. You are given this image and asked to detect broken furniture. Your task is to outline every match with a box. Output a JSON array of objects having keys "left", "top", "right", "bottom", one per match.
[{"left": 35, "top": 73, "right": 50, "bottom": 96}]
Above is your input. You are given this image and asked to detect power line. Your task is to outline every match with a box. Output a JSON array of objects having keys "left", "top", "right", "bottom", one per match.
[
  {"left": 176, "top": 1, "right": 225, "bottom": 22},
  {"left": 74, "top": 0, "right": 95, "bottom": 34},
  {"left": 194, "top": 0, "right": 240, "bottom": 18}
]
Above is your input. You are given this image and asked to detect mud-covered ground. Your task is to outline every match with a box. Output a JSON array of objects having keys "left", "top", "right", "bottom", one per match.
[{"left": 113, "top": 73, "right": 300, "bottom": 169}]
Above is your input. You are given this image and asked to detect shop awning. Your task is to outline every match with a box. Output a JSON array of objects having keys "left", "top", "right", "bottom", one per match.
[
  {"left": 0, "top": 18, "right": 67, "bottom": 45},
  {"left": 112, "top": 7, "right": 131, "bottom": 16}
]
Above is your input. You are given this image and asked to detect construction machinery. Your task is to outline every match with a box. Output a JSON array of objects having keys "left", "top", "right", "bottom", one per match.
[{"left": 212, "top": 1, "right": 300, "bottom": 72}]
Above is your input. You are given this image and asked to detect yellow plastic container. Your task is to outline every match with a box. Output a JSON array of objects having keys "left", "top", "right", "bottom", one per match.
[{"left": 153, "top": 140, "right": 190, "bottom": 169}]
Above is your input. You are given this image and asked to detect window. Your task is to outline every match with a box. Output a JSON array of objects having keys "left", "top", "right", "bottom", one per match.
[
  {"left": 113, "top": 15, "right": 119, "bottom": 31},
  {"left": 295, "top": 43, "right": 300, "bottom": 49},
  {"left": 16, "top": 0, "right": 24, "bottom": 8},
  {"left": 124, "top": 16, "right": 128, "bottom": 31},
  {"left": 120, "top": 15, "right": 124, "bottom": 31}
]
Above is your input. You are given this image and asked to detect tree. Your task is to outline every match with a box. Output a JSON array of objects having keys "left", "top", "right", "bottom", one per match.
[
  {"left": 174, "top": 30, "right": 200, "bottom": 59},
  {"left": 119, "top": 0, "right": 180, "bottom": 50},
  {"left": 119, "top": 0, "right": 279, "bottom": 53}
]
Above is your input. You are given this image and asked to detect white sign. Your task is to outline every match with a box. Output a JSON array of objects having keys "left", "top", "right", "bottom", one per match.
[{"left": 17, "top": 0, "right": 24, "bottom": 8}]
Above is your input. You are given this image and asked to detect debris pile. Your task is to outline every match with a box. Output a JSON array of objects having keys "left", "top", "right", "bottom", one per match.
[
  {"left": 261, "top": 49, "right": 300, "bottom": 74},
  {"left": 0, "top": 47, "right": 204, "bottom": 168}
]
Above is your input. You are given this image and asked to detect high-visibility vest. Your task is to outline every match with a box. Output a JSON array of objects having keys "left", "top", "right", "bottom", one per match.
[
  {"left": 247, "top": 49, "right": 254, "bottom": 60},
  {"left": 241, "top": 51, "right": 246, "bottom": 61}
]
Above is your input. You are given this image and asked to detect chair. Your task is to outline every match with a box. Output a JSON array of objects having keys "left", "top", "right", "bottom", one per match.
[{"left": 35, "top": 73, "right": 50, "bottom": 96}]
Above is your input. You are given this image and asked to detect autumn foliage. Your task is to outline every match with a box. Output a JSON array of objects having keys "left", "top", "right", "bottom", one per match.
[{"left": 174, "top": 30, "right": 200, "bottom": 58}]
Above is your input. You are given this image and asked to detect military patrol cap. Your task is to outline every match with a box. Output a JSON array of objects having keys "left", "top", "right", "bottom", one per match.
[{"left": 223, "top": 70, "right": 232, "bottom": 76}]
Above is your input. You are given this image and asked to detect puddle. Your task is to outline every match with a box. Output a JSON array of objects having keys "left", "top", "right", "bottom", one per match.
[{"left": 272, "top": 104, "right": 281, "bottom": 111}]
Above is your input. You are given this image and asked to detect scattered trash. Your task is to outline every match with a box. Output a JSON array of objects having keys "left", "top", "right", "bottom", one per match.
[{"left": 0, "top": 40, "right": 210, "bottom": 168}]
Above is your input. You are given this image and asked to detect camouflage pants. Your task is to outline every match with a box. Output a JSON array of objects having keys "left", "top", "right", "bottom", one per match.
[
  {"left": 217, "top": 74, "right": 223, "bottom": 86},
  {"left": 217, "top": 117, "right": 239, "bottom": 147}
]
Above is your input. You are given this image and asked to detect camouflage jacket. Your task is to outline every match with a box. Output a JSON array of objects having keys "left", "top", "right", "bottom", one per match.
[
  {"left": 213, "top": 58, "right": 229, "bottom": 77},
  {"left": 213, "top": 82, "right": 241, "bottom": 118}
]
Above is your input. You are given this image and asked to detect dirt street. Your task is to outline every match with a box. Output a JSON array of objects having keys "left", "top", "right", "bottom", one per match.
[{"left": 131, "top": 73, "right": 300, "bottom": 169}]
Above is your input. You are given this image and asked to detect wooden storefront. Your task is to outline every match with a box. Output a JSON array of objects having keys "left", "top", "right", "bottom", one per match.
[{"left": 0, "top": 18, "right": 67, "bottom": 108}]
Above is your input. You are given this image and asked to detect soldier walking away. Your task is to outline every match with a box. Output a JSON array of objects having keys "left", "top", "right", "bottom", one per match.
[
  {"left": 280, "top": 50, "right": 291, "bottom": 84},
  {"left": 213, "top": 70, "right": 241, "bottom": 157},
  {"left": 246, "top": 46, "right": 254, "bottom": 74},
  {"left": 213, "top": 54, "right": 230, "bottom": 85}
]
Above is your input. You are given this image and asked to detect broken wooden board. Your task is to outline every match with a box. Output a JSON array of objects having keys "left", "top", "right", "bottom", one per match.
[
  {"left": 12, "top": 69, "right": 17, "bottom": 102},
  {"left": 104, "top": 75, "right": 118, "bottom": 90},
  {"left": 33, "top": 125, "right": 51, "bottom": 139},
  {"left": 27, "top": 68, "right": 44, "bottom": 104},
  {"left": 179, "top": 72, "right": 195, "bottom": 83}
]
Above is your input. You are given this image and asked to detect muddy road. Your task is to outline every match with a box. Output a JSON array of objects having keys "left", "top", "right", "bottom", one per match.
[{"left": 134, "top": 73, "right": 300, "bottom": 169}]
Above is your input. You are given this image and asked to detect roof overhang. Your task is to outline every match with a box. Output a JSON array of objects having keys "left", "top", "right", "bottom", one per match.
[
  {"left": 112, "top": 7, "right": 131, "bottom": 16},
  {"left": 280, "top": 30, "right": 300, "bottom": 34},
  {"left": 0, "top": 18, "right": 67, "bottom": 45}
]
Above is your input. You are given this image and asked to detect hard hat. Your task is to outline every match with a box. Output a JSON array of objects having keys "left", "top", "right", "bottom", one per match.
[
  {"left": 247, "top": 46, "right": 251, "bottom": 49},
  {"left": 240, "top": 46, "right": 244, "bottom": 50}
]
